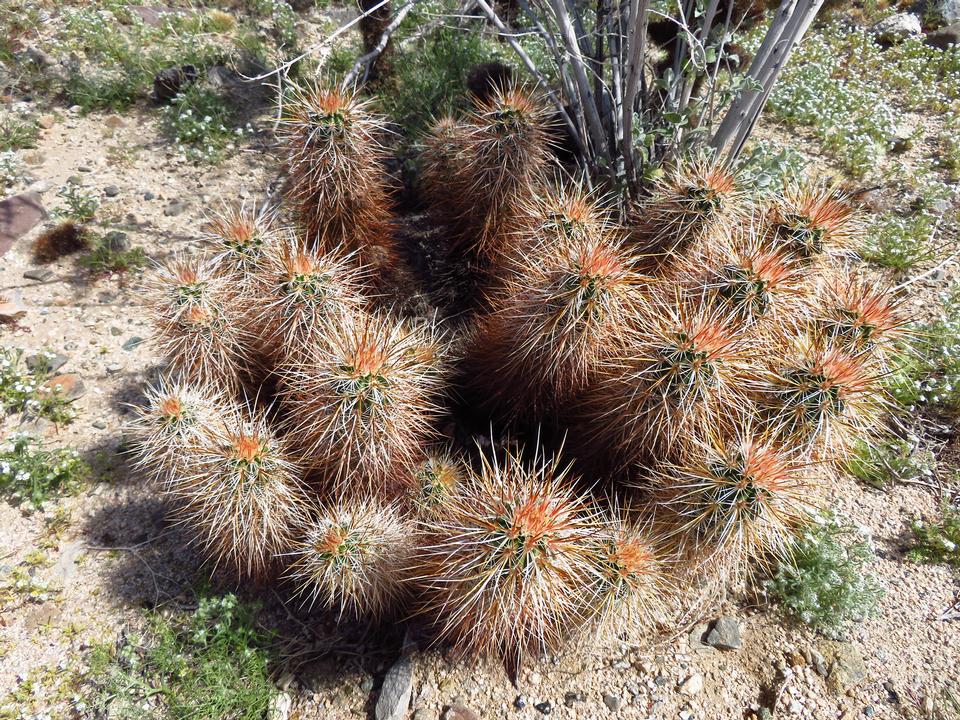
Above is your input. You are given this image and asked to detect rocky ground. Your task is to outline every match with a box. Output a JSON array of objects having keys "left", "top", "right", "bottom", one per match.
[{"left": 1, "top": 4, "right": 960, "bottom": 720}]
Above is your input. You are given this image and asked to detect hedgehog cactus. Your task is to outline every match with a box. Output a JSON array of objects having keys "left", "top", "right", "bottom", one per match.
[
  {"left": 280, "top": 84, "right": 396, "bottom": 272},
  {"left": 655, "top": 428, "right": 816, "bottom": 578},
  {"left": 131, "top": 80, "right": 902, "bottom": 672},
  {"left": 466, "top": 218, "right": 642, "bottom": 421},
  {"left": 414, "top": 446, "right": 600, "bottom": 669},
  {"left": 147, "top": 256, "right": 248, "bottom": 394},
  {"left": 171, "top": 406, "right": 308, "bottom": 583},
  {"left": 280, "top": 312, "right": 446, "bottom": 497},
  {"left": 630, "top": 160, "right": 747, "bottom": 269},
  {"left": 287, "top": 497, "right": 412, "bottom": 619}
]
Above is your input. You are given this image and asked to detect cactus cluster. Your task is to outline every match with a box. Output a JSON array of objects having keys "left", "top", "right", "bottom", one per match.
[{"left": 132, "top": 82, "right": 904, "bottom": 670}]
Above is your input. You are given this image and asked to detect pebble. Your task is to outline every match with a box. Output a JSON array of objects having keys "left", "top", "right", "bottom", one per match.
[
  {"left": 679, "top": 673, "right": 703, "bottom": 696},
  {"left": 144, "top": 191, "right": 156, "bottom": 200},
  {"left": 564, "top": 692, "right": 585, "bottom": 707},
  {"left": 27, "top": 352, "right": 68, "bottom": 373},
  {"left": 602, "top": 693, "right": 622, "bottom": 712},
  {"left": 105, "top": 230, "right": 130, "bottom": 251},
  {"left": 359, "top": 675, "right": 374, "bottom": 693},
  {"left": 533, "top": 701, "right": 551, "bottom": 715},
  {"left": 122, "top": 336, "right": 143, "bottom": 351},
  {"left": 374, "top": 652, "right": 414, "bottom": 720},
  {"left": 513, "top": 695, "right": 526, "bottom": 709},
  {"left": 164, "top": 200, "right": 187, "bottom": 217},
  {"left": 23, "top": 267, "right": 54, "bottom": 282},
  {"left": 705, "top": 616, "right": 742, "bottom": 651},
  {"left": 92, "top": 420, "right": 107, "bottom": 430},
  {"left": 78, "top": 165, "right": 92, "bottom": 172},
  {"left": 106, "top": 363, "right": 122, "bottom": 374},
  {"left": 37, "top": 114, "right": 55, "bottom": 129},
  {"left": 443, "top": 705, "right": 479, "bottom": 720},
  {"left": 110, "top": 326, "right": 123, "bottom": 336},
  {"left": 104, "top": 185, "right": 120, "bottom": 197},
  {"left": 27, "top": 180, "right": 52, "bottom": 194}
]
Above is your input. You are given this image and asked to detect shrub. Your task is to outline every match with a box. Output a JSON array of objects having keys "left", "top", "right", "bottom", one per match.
[
  {"left": 908, "top": 504, "right": 960, "bottom": 567},
  {"left": 0, "top": 348, "right": 77, "bottom": 425},
  {"left": 767, "top": 514, "right": 883, "bottom": 637},
  {"left": 161, "top": 85, "right": 250, "bottom": 163},
  {"left": 0, "top": 435, "right": 89, "bottom": 510},
  {"left": 55, "top": 183, "right": 99, "bottom": 223},
  {"left": 0, "top": 113, "right": 39, "bottom": 151},
  {"left": 86, "top": 593, "right": 275, "bottom": 720}
]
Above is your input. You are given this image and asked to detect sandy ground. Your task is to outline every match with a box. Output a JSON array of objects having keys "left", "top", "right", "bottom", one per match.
[{"left": 0, "top": 101, "right": 958, "bottom": 719}]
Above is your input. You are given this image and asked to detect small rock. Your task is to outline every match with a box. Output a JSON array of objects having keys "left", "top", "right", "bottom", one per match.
[
  {"left": 884, "top": 680, "right": 901, "bottom": 704},
  {"left": 144, "top": 191, "right": 156, "bottom": 200},
  {"left": 104, "top": 185, "right": 120, "bottom": 198},
  {"left": 37, "top": 114, "right": 55, "bottom": 130},
  {"left": 106, "top": 363, "right": 123, "bottom": 374},
  {"left": 53, "top": 541, "right": 85, "bottom": 585},
  {"left": 27, "top": 180, "right": 52, "bottom": 194},
  {"left": 534, "top": 701, "right": 552, "bottom": 715},
  {"left": 104, "top": 115, "right": 126, "bottom": 129},
  {"left": 602, "top": 693, "right": 622, "bottom": 712},
  {"left": 0, "top": 192, "right": 47, "bottom": 257},
  {"left": 680, "top": 673, "right": 703, "bottom": 696},
  {"left": 42, "top": 373, "right": 85, "bottom": 400},
  {"left": 78, "top": 165, "right": 92, "bottom": 173},
  {"left": 863, "top": 706, "right": 875, "bottom": 718},
  {"left": 67, "top": 175, "right": 83, "bottom": 185},
  {"left": 92, "top": 420, "right": 107, "bottom": 430},
  {"left": 0, "top": 292, "right": 27, "bottom": 322},
  {"left": 925, "top": 21, "right": 960, "bottom": 48},
  {"left": 359, "top": 675, "right": 374, "bottom": 693},
  {"left": 110, "top": 326, "right": 123, "bottom": 336},
  {"left": 564, "top": 692, "right": 585, "bottom": 707},
  {"left": 27, "top": 352, "right": 68, "bottom": 373},
  {"left": 23, "top": 267, "right": 54, "bottom": 282},
  {"left": 122, "top": 336, "right": 144, "bottom": 351},
  {"left": 152, "top": 64, "right": 198, "bottom": 104},
  {"left": 267, "top": 691, "right": 292, "bottom": 720},
  {"left": 821, "top": 642, "right": 867, "bottom": 696},
  {"left": 104, "top": 230, "right": 130, "bottom": 251},
  {"left": 872, "top": 12, "right": 922, "bottom": 45},
  {"left": 164, "top": 200, "right": 187, "bottom": 217},
  {"left": 513, "top": 695, "right": 527, "bottom": 709},
  {"left": 705, "top": 616, "right": 742, "bottom": 651},
  {"left": 809, "top": 648, "right": 828, "bottom": 677},
  {"left": 412, "top": 711, "right": 431, "bottom": 720},
  {"left": 24, "top": 45, "right": 54, "bottom": 68},
  {"left": 688, "top": 622, "right": 715, "bottom": 653},
  {"left": 443, "top": 704, "right": 479, "bottom": 720},
  {"left": 934, "top": 0, "right": 960, "bottom": 25},
  {"left": 375, "top": 651, "right": 414, "bottom": 720}
]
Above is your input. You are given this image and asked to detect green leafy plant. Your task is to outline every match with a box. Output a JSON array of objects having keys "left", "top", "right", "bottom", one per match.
[
  {"left": 160, "top": 85, "right": 249, "bottom": 163},
  {"left": 908, "top": 504, "right": 960, "bottom": 567},
  {"left": 375, "top": 27, "right": 508, "bottom": 138},
  {"left": 845, "top": 437, "right": 936, "bottom": 489},
  {"left": 767, "top": 514, "right": 883, "bottom": 637},
  {"left": 860, "top": 213, "right": 935, "bottom": 272},
  {"left": 0, "top": 435, "right": 89, "bottom": 510},
  {"left": 0, "top": 113, "right": 39, "bottom": 151},
  {"left": 0, "top": 348, "right": 77, "bottom": 425},
  {"left": 55, "top": 183, "right": 99, "bottom": 223},
  {"left": 79, "top": 232, "right": 149, "bottom": 274},
  {"left": 86, "top": 593, "right": 276, "bottom": 720}
]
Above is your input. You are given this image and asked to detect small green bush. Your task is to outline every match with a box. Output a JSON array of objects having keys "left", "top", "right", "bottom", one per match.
[
  {"left": 87, "top": 593, "right": 276, "bottom": 720},
  {"left": 376, "top": 28, "right": 509, "bottom": 138},
  {"left": 860, "top": 213, "right": 935, "bottom": 272},
  {"left": 79, "top": 233, "right": 149, "bottom": 275},
  {"left": 767, "top": 514, "right": 883, "bottom": 637},
  {"left": 55, "top": 183, "right": 99, "bottom": 223},
  {"left": 0, "top": 113, "right": 39, "bottom": 151},
  {"left": 0, "top": 348, "right": 77, "bottom": 425},
  {"left": 908, "top": 504, "right": 960, "bottom": 567},
  {"left": 0, "top": 435, "right": 90, "bottom": 510},
  {"left": 845, "top": 437, "right": 936, "bottom": 489},
  {"left": 161, "top": 85, "right": 250, "bottom": 163}
]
